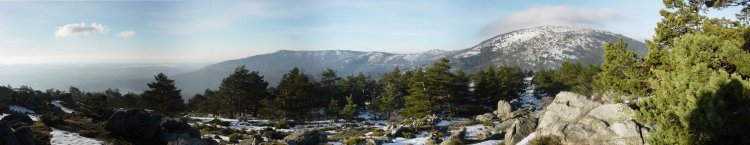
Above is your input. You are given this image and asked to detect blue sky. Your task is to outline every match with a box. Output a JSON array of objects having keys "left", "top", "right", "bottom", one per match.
[{"left": 0, "top": 0, "right": 739, "bottom": 64}]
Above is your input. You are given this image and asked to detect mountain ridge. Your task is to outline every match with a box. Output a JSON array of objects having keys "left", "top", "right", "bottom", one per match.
[{"left": 173, "top": 26, "right": 647, "bottom": 96}]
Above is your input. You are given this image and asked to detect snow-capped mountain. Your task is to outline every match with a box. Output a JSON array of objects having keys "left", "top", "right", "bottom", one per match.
[
  {"left": 172, "top": 25, "right": 646, "bottom": 96},
  {"left": 449, "top": 26, "right": 647, "bottom": 71},
  {"left": 172, "top": 49, "right": 450, "bottom": 96}
]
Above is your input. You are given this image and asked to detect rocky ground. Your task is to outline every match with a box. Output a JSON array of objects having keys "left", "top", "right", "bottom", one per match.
[{"left": 1, "top": 88, "right": 650, "bottom": 145}]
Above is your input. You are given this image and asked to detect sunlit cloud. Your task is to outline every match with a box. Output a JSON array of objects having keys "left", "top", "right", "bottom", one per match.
[
  {"left": 54, "top": 22, "right": 110, "bottom": 38},
  {"left": 482, "top": 5, "right": 624, "bottom": 36}
]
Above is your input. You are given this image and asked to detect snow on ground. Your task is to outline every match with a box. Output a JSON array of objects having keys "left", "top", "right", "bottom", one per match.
[
  {"left": 190, "top": 116, "right": 289, "bottom": 132},
  {"left": 437, "top": 118, "right": 470, "bottom": 127},
  {"left": 10, "top": 105, "right": 36, "bottom": 114},
  {"left": 385, "top": 131, "right": 429, "bottom": 145},
  {"left": 29, "top": 115, "right": 39, "bottom": 121},
  {"left": 465, "top": 124, "right": 488, "bottom": 138},
  {"left": 3, "top": 106, "right": 39, "bottom": 121},
  {"left": 328, "top": 142, "right": 344, "bottom": 145},
  {"left": 51, "top": 128, "right": 103, "bottom": 145},
  {"left": 515, "top": 132, "right": 537, "bottom": 145},
  {"left": 51, "top": 100, "right": 75, "bottom": 113},
  {"left": 520, "top": 76, "right": 550, "bottom": 108},
  {"left": 472, "top": 140, "right": 503, "bottom": 145}
]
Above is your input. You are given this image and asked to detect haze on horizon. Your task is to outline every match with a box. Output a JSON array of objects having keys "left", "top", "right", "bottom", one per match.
[{"left": 0, "top": 0, "right": 738, "bottom": 65}]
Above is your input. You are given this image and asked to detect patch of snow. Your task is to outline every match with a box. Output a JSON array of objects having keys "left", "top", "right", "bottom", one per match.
[
  {"left": 385, "top": 131, "right": 429, "bottom": 145},
  {"left": 436, "top": 118, "right": 470, "bottom": 127},
  {"left": 51, "top": 128, "right": 103, "bottom": 145},
  {"left": 516, "top": 132, "right": 537, "bottom": 145},
  {"left": 29, "top": 115, "right": 39, "bottom": 121},
  {"left": 519, "top": 76, "right": 551, "bottom": 108},
  {"left": 328, "top": 142, "right": 343, "bottom": 145},
  {"left": 471, "top": 140, "right": 503, "bottom": 145},
  {"left": 465, "top": 124, "right": 488, "bottom": 138},
  {"left": 456, "top": 50, "right": 481, "bottom": 58},
  {"left": 9, "top": 105, "right": 36, "bottom": 114},
  {"left": 51, "top": 100, "right": 74, "bottom": 113}
]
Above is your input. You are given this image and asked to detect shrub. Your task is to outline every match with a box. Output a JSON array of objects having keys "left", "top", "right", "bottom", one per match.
[
  {"left": 229, "top": 133, "right": 244, "bottom": 140},
  {"left": 344, "top": 137, "right": 365, "bottom": 145},
  {"left": 39, "top": 113, "right": 63, "bottom": 127},
  {"left": 210, "top": 118, "right": 230, "bottom": 126},
  {"left": 370, "top": 128, "right": 385, "bottom": 136},
  {"left": 273, "top": 121, "right": 290, "bottom": 129},
  {"left": 31, "top": 122, "right": 52, "bottom": 145},
  {"left": 530, "top": 135, "right": 562, "bottom": 145}
]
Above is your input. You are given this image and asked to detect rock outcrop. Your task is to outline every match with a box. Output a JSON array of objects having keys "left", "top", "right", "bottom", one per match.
[
  {"left": 494, "top": 100, "right": 513, "bottom": 119},
  {"left": 504, "top": 116, "right": 537, "bottom": 145},
  {"left": 105, "top": 109, "right": 217, "bottom": 145},
  {"left": 474, "top": 113, "right": 496, "bottom": 122},
  {"left": 282, "top": 129, "right": 327, "bottom": 145},
  {"left": 535, "top": 92, "right": 650, "bottom": 145},
  {"left": 0, "top": 112, "right": 37, "bottom": 145}
]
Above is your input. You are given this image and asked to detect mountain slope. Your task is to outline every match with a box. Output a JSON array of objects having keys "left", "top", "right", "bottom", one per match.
[
  {"left": 448, "top": 26, "right": 647, "bottom": 71},
  {"left": 173, "top": 50, "right": 449, "bottom": 96},
  {"left": 174, "top": 26, "right": 647, "bottom": 96}
]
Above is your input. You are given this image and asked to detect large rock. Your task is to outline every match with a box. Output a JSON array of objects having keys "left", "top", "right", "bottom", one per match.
[
  {"left": 282, "top": 129, "right": 327, "bottom": 145},
  {"left": 474, "top": 113, "right": 496, "bottom": 122},
  {"left": 440, "top": 127, "right": 466, "bottom": 145},
  {"left": 0, "top": 122, "right": 21, "bottom": 145},
  {"left": 0, "top": 121, "right": 35, "bottom": 145},
  {"left": 385, "top": 124, "right": 406, "bottom": 138},
  {"left": 503, "top": 116, "right": 537, "bottom": 145},
  {"left": 1, "top": 112, "right": 34, "bottom": 125},
  {"left": 105, "top": 109, "right": 162, "bottom": 142},
  {"left": 494, "top": 100, "right": 512, "bottom": 119},
  {"left": 105, "top": 109, "right": 214, "bottom": 145},
  {"left": 535, "top": 92, "right": 649, "bottom": 145}
]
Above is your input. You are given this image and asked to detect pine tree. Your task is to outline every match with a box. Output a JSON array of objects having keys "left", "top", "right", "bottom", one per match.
[
  {"left": 273, "top": 67, "right": 316, "bottom": 121},
  {"left": 595, "top": 39, "right": 650, "bottom": 100},
  {"left": 216, "top": 66, "right": 269, "bottom": 117},
  {"left": 425, "top": 58, "right": 454, "bottom": 114},
  {"left": 142, "top": 73, "right": 185, "bottom": 116},
  {"left": 378, "top": 83, "right": 400, "bottom": 117},
  {"left": 473, "top": 65, "right": 525, "bottom": 110},
  {"left": 327, "top": 99, "right": 340, "bottom": 120},
  {"left": 401, "top": 68, "right": 431, "bottom": 118},
  {"left": 451, "top": 69, "right": 473, "bottom": 116},
  {"left": 340, "top": 95, "right": 358, "bottom": 122},
  {"left": 81, "top": 93, "right": 112, "bottom": 121},
  {"left": 635, "top": 1, "right": 750, "bottom": 144},
  {"left": 532, "top": 62, "right": 600, "bottom": 97},
  {"left": 319, "top": 68, "right": 343, "bottom": 111},
  {"left": 377, "top": 67, "right": 408, "bottom": 111}
]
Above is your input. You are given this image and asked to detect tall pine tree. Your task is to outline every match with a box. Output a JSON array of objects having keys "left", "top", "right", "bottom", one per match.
[
  {"left": 273, "top": 67, "right": 316, "bottom": 121},
  {"left": 142, "top": 73, "right": 185, "bottom": 116},
  {"left": 595, "top": 39, "right": 650, "bottom": 100},
  {"left": 216, "top": 66, "right": 269, "bottom": 117},
  {"left": 401, "top": 68, "right": 431, "bottom": 118}
]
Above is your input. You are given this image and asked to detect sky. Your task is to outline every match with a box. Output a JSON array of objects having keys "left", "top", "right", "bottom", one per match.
[{"left": 0, "top": 0, "right": 740, "bottom": 64}]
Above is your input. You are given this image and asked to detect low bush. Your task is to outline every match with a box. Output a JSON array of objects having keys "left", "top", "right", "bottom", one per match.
[{"left": 530, "top": 135, "right": 562, "bottom": 145}]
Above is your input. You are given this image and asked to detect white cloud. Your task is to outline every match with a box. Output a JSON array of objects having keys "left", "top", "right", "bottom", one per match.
[
  {"left": 54, "top": 22, "right": 110, "bottom": 38},
  {"left": 482, "top": 5, "right": 624, "bottom": 35},
  {"left": 117, "top": 30, "right": 136, "bottom": 38}
]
